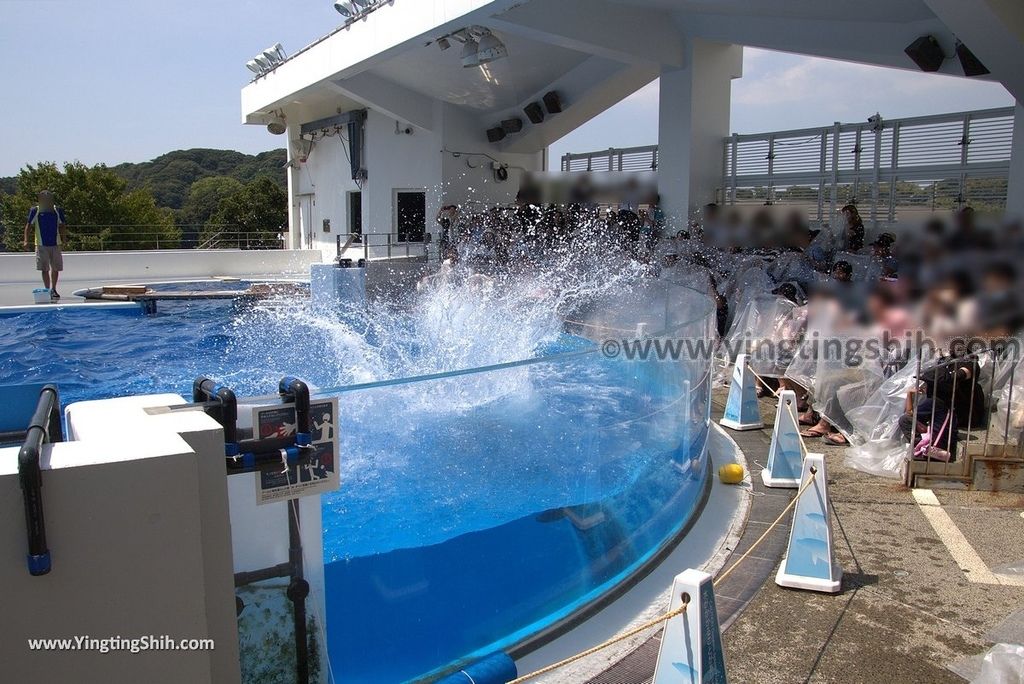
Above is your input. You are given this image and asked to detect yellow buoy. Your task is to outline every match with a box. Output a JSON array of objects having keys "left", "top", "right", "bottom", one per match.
[{"left": 718, "top": 463, "right": 745, "bottom": 484}]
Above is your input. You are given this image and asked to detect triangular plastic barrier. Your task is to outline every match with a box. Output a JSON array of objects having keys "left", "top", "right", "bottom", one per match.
[
  {"left": 719, "top": 354, "right": 763, "bottom": 431},
  {"left": 761, "top": 390, "right": 804, "bottom": 488},
  {"left": 775, "top": 453, "right": 843, "bottom": 593},
  {"left": 652, "top": 569, "right": 728, "bottom": 684}
]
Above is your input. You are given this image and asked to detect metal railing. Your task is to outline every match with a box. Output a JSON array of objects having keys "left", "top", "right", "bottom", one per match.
[
  {"left": 559, "top": 106, "right": 1015, "bottom": 227},
  {"left": 7, "top": 226, "right": 285, "bottom": 252},
  {"left": 723, "top": 107, "right": 1015, "bottom": 227},
  {"left": 561, "top": 145, "right": 659, "bottom": 173},
  {"left": 903, "top": 346, "right": 1023, "bottom": 488},
  {"left": 334, "top": 232, "right": 430, "bottom": 262}
]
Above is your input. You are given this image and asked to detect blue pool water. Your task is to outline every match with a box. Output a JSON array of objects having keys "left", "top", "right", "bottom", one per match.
[{"left": 0, "top": 277, "right": 715, "bottom": 683}]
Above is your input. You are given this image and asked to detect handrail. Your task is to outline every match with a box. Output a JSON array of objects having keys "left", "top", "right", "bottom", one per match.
[{"left": 17, "top": 384, "right": 62, "bottom": 576}]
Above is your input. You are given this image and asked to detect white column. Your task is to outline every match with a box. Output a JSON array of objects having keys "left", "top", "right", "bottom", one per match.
[
  {"left": 658, "top": 39, "right": 742, "bottom": 232},
  {"left": 1008, "top": 102, "right": 1024, "bottom": 220}
]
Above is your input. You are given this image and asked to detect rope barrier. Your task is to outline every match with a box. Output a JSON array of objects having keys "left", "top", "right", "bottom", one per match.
[
  {"left": 746, "top": 366, "right": 781, "bottom": 398},
  {"left": 507, "top": 599, "right": 690, "bottom": 684},
  {"left": 508, "top": 468, "right": 819, "bottom": 683},
  {"left": 714, "top": 469, "right": 816, "bottom": 588}
]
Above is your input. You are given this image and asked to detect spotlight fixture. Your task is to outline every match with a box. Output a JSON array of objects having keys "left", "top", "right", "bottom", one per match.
[
  {"left": 955, "top": 40, "right": 989, "bottom": 77},
  {"left": 246, "top": 60, "right": 262, "bottom": 74},
  {"left": 486, "top": 126, "right": 506, "bottom": 143},
  {"left": 461, "top": 38, "right": 481, "bottom": 68},
  {"left": 437, "top": 37, "right": 451, "bottom": 51},
  {"left": 524, "top": 102, "right": 545, "bottom": 124},
  {"left": 904, "top": 35, "right": 944, "bottom": 72},
  {"left": 267, "top": 121, "right": 287, "bottom": 135},
  {"left": 254, "top": 54, "right": 273, "bottom": 70},
  {"left": 334, "top": 0, "right": 357, "bottom": 18},
  {"left": 501, "top": 118, "right": 523, "bottom": 134},
  {"left": 475, "top": 31, "right": 508, "bottom": 65}
]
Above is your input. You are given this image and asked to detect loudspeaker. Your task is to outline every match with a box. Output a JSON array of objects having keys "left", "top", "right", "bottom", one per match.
[
  {"left": 904, "top": 35, "right": 945, "bottom": 72},
  {"left": 486, "top": 126, "right": 506, "bottom": 143},
  {"left": 501, "top": 117, "right": 523, "bottom": 134},
  {"left": 524, "top": 102, "right": 545, "bottom": 124},
  {"left": 543, "top": 91, "right": 562, "bottom": 114},
  {"left": 956, "top": 41, "right": 990, "bottom": 77}
]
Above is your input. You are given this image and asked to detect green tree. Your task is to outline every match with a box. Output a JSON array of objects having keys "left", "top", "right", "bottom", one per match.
[
  {"left": 202, "top": 176, "right": 286, "bottom": 249},
  {"left": 0, "top": 161, "right": 180, "bottom": 250},
  {"left": 178, "top": 175, "right": 245, "bottom": 247}
]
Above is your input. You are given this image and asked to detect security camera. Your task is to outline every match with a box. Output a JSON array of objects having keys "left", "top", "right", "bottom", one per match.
[{"left": 867, "top": 113, "right": 883, "bottom": 131}]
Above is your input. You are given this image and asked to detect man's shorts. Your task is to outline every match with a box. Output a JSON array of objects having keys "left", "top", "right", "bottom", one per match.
[{"left": 36, "top": 245, "right": 64, "bottom": 272}]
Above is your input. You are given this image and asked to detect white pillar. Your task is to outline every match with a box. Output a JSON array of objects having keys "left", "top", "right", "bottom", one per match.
[
  {"left": 658, "top": 40, "right": 742, "bottom": 232},
  {"left": 1008, "top": 102, "right": 1024, "bottom": 221}
]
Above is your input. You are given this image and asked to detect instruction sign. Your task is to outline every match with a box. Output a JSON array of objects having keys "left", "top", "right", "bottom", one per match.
[{"left": 252, "top": 397, "right": 339, "bottom": 505}]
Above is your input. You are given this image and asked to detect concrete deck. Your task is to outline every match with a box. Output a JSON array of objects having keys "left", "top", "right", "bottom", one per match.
[{"left": 591, "top": 390, "right": 1024, "bottom": 683}]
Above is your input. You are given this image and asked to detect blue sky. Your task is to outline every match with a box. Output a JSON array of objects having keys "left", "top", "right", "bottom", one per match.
[{"left": 0, "top": 0, "right": 1014, "bottom": 177}]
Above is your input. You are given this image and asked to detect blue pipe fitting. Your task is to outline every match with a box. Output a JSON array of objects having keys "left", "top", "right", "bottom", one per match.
[{"left": 28, "top": 551, "right": 51, "bottom": 576}]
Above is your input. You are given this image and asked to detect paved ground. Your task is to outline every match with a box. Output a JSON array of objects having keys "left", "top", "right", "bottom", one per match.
[{"left": 722, "top": 392, "right": 1024, "bottom": 684}]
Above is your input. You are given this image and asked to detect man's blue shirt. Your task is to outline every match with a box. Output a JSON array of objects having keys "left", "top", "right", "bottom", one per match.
[{"left": 28, "top": 207, "right": 65, "bottom": 247}]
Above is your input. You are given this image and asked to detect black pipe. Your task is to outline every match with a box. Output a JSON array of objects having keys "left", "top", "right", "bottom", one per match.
[
  {"left": 287, "top": 500, "right": 310, "bottom": 684},
  {"left": 279, "top": 377, "right": 312, "bottom": 448},
  {"left": 193, "top": 377, "right": 239, "bottom": 456},
  {"left": 18, "top": 384, "right": 61, "bottom": 576},
  {"left": 234, "top": 562, "right": 291, "bottom": 587}
]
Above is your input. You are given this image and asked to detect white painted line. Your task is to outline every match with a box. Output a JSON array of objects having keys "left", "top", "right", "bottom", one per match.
[{"left": 912, "top": 489, "right": 1024, "bottom": 586}]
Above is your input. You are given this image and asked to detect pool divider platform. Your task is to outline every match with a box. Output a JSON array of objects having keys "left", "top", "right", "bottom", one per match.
[{"left": 76, "top": 283, "right": 308, "bottom": 313}]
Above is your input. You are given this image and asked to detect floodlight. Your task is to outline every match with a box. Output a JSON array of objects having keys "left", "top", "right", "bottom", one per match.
[
  {"left": 270, "top": 42, "right": 287, "bottom": 62},
  {"left": 334, "top": 0, "right": 356, "bottom": 18},
  {"left": 437, "top": 37, "right": 451, "bottom": 51},
  {"left": 254, "top": 54, "right": 273, "bottom": 70},
  {"left": 475, "top": 32, "right": 507, "bottom": 65},
  {"left": 246, "top": 60, "right": 262, "bottom": 74},
  {"left": 351, "top": 0, "right": 374, "bottom": 7},
  {"left": 461, "top": 38, "right": 480, "bottom": 68},
  {"left": 262, "top": 48, "right": 282, "bottom": 65}
]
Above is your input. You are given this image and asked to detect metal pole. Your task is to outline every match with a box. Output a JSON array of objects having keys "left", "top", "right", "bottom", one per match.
[{"left": 288, "top": 500, "right": 309, "bottom": 684}]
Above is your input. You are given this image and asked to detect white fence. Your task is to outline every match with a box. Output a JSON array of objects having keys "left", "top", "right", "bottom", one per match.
[{"left": 560, "top": 107, "right": 1015, "bottom": 227}]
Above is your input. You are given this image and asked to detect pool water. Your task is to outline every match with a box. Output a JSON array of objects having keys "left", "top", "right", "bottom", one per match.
[{"left": 0, "top": 276, "right": 715, "bottom": 683}]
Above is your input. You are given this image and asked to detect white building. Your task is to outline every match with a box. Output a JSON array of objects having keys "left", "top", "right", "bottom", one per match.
[{"left": 242, "top": 0, "right": 1024, "bottom": 260}]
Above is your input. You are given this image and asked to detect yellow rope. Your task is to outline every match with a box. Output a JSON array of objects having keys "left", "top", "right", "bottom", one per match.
[
  {"left": 507, "top": 600, "right": 690, "bottom": 684},
  {"left": 508, "top": 468, "right": 820, "bottom": 683},
  {"left": 714, "top": 469, "right": 817, "bottom": 587}
]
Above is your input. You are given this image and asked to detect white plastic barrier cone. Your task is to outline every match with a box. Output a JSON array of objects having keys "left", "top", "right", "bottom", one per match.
[
  {"left": 775, "top": 453, "right": 843, "bottom": 593},
  {"left": 761, "top": 390, "right": 804, "bottom": 488},
  {"left": 652, "top": 569, "right": 728, "bottom": 684},
  {"left": 719, "top": 354, "right": 763, "bottom": 431}
]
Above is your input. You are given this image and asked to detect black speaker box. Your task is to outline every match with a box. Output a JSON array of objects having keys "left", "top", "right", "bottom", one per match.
[
  {"left": 543, "top": 91, "right": 562, "bottom": 114},
  {"left": 501, "top": 118, "right": 523, "bottom": 134},
  {"left": 956, "top": 41, "right": 989, "bottom": 77},
  {"left": 524, "top": 102, "right": 545, "bottom": 124},
  {"left": 905, "top": 35, "right": 945, "bottom": 72}
]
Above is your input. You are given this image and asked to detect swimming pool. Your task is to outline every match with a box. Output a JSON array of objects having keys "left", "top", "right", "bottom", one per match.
[{"left": 0, "top": 273, "right": 716, "bottom": 682}]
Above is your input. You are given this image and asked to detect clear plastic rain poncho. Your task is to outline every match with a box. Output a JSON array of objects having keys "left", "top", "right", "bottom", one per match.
[
  {"left": 980, "top": 339, "right": 1024, "bottom": 449},
  {"left": 720, "top": 261, "right": 776, "bottom": 330},
  {"left": 784, "top": 297, "right": 887, "bottom": 438},
  {"left": 767, "top": 251, "right": 823, "bottom": 293},
  {"left": 723, "top": 294, "right": 805, "bottom": 378},
  {"left": 842, "top": 353, "right": 929, "bottom": 478}
]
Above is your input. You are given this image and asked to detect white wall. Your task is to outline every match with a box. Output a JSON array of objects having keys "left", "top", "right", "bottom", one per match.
[
  {"left": 0, "top": 249, "right": 322, "bottom": 287},
  {"left": 0, "top": 395, "right": 240, "bottom": 683}
]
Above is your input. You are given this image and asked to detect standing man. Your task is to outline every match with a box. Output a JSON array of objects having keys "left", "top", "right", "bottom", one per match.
[{"left": 22, "top": 190, "right": 67, "bottom": 300}]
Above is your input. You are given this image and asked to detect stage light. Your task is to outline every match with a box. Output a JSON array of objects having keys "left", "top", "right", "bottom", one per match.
[
  {"left": 486, "top": 126, "right": 506, "bottom": 143},
  {"left": 334, "top": 0, "right": 357, "bottom": 18},
  {"left": 246, "top": 60, "right": 262, "bottom": 74}
]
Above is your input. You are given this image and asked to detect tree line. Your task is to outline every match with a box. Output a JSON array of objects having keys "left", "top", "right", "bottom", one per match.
[{"left": 0, "top": 148, "right": 288, "bottom": 251}]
